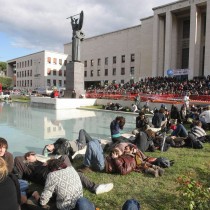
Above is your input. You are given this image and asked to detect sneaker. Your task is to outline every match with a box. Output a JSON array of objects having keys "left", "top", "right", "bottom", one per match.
[{"left": 95, "top": 183, "right": 114, "bottom": 195}]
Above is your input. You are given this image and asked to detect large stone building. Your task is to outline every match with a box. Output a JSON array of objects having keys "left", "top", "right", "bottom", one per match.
[{"left": 7, "top": 0, "right": 210, "bottom": 90}]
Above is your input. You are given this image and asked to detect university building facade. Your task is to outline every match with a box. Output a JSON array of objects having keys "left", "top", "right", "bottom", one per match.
[{"left": 7, "top": 0, "right": 210, "bottom": 90}]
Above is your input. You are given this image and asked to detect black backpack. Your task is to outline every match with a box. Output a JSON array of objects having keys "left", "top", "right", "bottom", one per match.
[
  {"left": 186, "top": 133, "right": 203, "bottom": 149},
  {"left": 153, "top": 157, "right": 174, "bottom": 168}
]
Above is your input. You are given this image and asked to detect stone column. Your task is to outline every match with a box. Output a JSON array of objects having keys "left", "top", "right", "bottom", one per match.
[
  {"left": 152, "top": 14, "right": 159, "bottom": 77},
  {"left": 204, "top": 1, "right": 210, "bottom": 76},
  {"left": 152, "top": 14, "right": 165, "bottom": 77},
  {"left": 189, "top": 3, "right": 202, "bottom": 79},
  {"left": 164, "top": 11, "right": 173, "bottom": 74}
]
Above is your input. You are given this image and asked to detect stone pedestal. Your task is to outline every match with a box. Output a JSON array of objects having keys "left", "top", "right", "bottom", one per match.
[{"left": 64, "top": 61, "right": 84, "bottom": 98}]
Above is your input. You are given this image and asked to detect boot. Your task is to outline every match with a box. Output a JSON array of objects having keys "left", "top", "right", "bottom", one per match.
[
  {"left": 145, "top": 168, "right": 159, "bottom": 177},
  {"left": 158, "top": 167, "right": 165, "bottom": 176},
  {"left": 152, "top": 165, "right": 165, "bottom": 176}
]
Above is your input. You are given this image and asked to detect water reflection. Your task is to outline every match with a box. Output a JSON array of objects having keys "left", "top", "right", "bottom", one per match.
[{"left": 0, "top": 102, "right": 136, "bottom": 156}]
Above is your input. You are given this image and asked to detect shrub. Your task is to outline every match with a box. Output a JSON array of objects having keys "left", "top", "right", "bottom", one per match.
[{"left": 176, "top": 173, "right": 210, "bottom": 210}]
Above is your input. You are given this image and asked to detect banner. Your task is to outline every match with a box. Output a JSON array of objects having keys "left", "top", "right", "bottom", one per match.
[{"left": 167, "top": 69, "right": 189, "bottom": 76}]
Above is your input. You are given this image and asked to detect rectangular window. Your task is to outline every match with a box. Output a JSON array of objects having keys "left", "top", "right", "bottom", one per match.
[
  {"left": 53, "top": 80, "right": 56, "bottom": 86},
  {"left": 105, "top": 57, "right": 108, "bottom": 65},
  {"left": 53, "top": 70, "right": 56, "bottom": 76},
  {"left": 97, "top": 70, "right": 100, "bottom": 76},
  {"left": 121, "top": 55, "right": 125, "bottom": 63},
  {"left": 84, "top": 71, "right": 87, "bottom": 77},
  {"left": 64, "top": 70, "right": 66, "bottom": 76},
  {"left": 105, "top": 69, "right": 108, "bottom": 76},
  {"left": 30, "top": 80, "right": 32, "bottom": 86},
  {"left": 130, "top": 67, "right": 135, "bottom": 75},
  {"left": 91, "top": 59, "right": 94, "bottom": 66},
  {"left": 47, "top": 68, "right": 51, "bottom": 75},
  {"left": 53, "top": 58, "right": 57, "bottom": 64},
  {"left": 113, "top": 56, "right": 116, "bottom": 64},
  {"left": 59, "top": 80, "right": 62, "bottom": 87},
  {"left": 47, "top": 79, "right": 51, "bottom": 86},
  {"left": 183, "top": 19, "right": 190, "bottom": 39},
  {"left": 112, "top": 68, "right": 116, "bottom": 76},
  {"left": 59, "top": 59, "right": 62, "bottom": 65},
  {"left": 121, "top": 80, "right": 124, "bottom": 84},
  {"left": 121, "top": 67, "right": 125, "bottom": 75},
  {"left": 97, "top": 58, "right": 101, "bottom": 66},
  {"left": 181, "top": 48, "right": 189, "bottom": 68},
  {"left": 64, "top": 60, "right": 67, "bottom": 66},
  {"left": 131, "top": 54, "right": 135, "bottom": 62},
  {"left": 90, "top": 70, "right": 93, "bottom": 77},
  {"left": 47, "top": 57, "right": 51, "bottom": 63},
  {"left": 59, "top": 70, "right": 62, "bottom": 76},
  {"left": 84, "top": 60, "right": 87, "bottom": 67},
  {"left": 30, "top": 70, "right": 32, "bottom": 76},
  {"left": 20, "top": 62, "right": 21, "bottom": 68}
]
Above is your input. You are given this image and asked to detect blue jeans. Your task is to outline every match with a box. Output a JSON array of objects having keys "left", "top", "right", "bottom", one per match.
[
  {"left": 18, "top": 179, "right": 29, "bottom": 196},
  {"left": 122, "top": 199, "right": 141, "bottom": 210},
  {"left": 171, "top": 124, "right": 188, "bottom": 137},
  {"left": 74, "top": 197, "right": 95, "bottom": 210},
  {"left": 84, "top": 139, "right": 105, "bottom": 171}
]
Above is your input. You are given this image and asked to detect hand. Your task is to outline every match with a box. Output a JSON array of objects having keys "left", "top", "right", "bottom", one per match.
[{"left": 111, "top": 152, "right": 118, "bottom": 159}]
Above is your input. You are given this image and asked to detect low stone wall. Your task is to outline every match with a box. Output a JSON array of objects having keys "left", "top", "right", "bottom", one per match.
[
  {"left": 30, "top": 97, "right": 208, "bottom": 110},
  {"left": 30, "top": 96, "right": 97, "bottom": 109}
]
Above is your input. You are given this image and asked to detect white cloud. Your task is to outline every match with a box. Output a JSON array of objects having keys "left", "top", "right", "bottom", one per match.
[{"left": 0, "top": 0, "right": 176, "bottom": 55}]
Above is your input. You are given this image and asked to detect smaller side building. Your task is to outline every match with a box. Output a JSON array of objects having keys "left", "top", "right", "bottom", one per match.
[{"left": 7, "top": 50, "right": 69, "bottom": 90}]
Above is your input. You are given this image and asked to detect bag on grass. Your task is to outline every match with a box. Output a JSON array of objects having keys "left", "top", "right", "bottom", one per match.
[{"left": 152, "top": 157, "right": 174, "bottom": 168}]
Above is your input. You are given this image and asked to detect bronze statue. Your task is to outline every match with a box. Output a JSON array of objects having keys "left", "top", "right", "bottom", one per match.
[{"left": 67, "top": 11, "right": 85, "bottom": 62}]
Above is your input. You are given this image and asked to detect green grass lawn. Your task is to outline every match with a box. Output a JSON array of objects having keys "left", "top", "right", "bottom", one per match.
[{"left": 76, "top": 143, "right": 210, "bottom": 210}]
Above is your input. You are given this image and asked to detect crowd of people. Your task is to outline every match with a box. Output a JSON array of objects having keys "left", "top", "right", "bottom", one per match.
[
  {"left": 86, "top": 76, "right": 210, "bottom": 96},
  {"left": 1, "top": 99, "right": 210, "bottom": 210}
]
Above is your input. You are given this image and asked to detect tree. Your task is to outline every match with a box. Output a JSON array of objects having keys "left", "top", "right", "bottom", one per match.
[
  {"left": 0, "top": 76, "right": 12, "bottom": 89},
  {"left": 0, "top": 62, "right": 7, "bottom": 72}
]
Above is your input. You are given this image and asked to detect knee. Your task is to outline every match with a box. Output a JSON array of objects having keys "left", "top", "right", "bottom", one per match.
[{"left": 75, "top": 197, "right": 95, "bottom": 210}]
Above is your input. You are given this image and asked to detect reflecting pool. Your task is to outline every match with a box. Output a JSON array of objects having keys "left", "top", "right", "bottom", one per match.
[{"left": 0, "top": 102, "right": 136, "bottom": 157}]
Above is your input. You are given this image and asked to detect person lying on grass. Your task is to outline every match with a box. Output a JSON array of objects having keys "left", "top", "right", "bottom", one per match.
[
  {"left": 14, "top": 152, "right": 113, "bottom": 195},
  {"left": 105, "top": 143, "right": 164, "bottom": 177}
]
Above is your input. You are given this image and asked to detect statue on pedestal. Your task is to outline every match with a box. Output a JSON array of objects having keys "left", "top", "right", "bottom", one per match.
[{"left": 68, "top": 11, "right": 85, "bottom": 62}]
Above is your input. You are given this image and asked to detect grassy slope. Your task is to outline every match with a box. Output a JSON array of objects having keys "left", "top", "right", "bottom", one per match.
[{"left": 80, "top": 144, "right": 210, "bottom": 210}]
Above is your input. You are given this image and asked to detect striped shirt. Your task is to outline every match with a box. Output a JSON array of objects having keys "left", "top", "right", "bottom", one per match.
[{"left": 191, "top": 126, "right": 206, "bottom": 138}]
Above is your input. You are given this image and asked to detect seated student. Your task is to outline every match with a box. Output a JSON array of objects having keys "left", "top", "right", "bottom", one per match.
[
  {"left": 0, "top": 137, "right": 14, "bottom": 172},
  {"left": 110, "top": 116, "right": 131, "bottom": 143},
  {"left": 152, "top": 108, "right": 167, "bottom": 129},
  {"left": 14, "top": 152, "right": 113, "bottom": 195},
  {"left": 0, "top": 157, "right": 20, "bottom": 210},
  {"left": 131, "top": 104, "right": 138, "bottom": 112},
  {"left": 32, "top": 158, "right": 83, "bottom": 210},
  {"left": 165, "top": 120, "right": 188, "bottom": 147},
  {"left": 190, "top": 120, "right": 207, "bottom": 141},
  {"left": 132, "top": 112, "right": 149, "bottom": 135},
  {"left": 171, "top": 119, "right": 188, "bottom": 138},
  {"left": 134, "top": 129, "right": 156, "bottom": 152}
]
